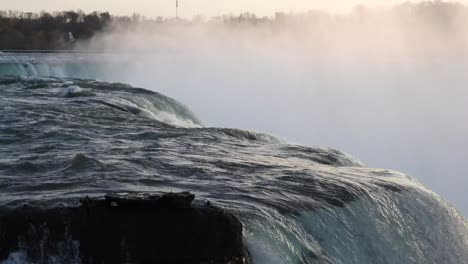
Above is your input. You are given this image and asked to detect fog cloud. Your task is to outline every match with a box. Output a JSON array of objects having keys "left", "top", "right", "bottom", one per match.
[{"left": 76, "top": 2, "right": 468, "bottom": 215}]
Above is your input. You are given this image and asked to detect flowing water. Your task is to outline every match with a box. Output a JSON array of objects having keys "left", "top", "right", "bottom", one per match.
[{"left": 0, "top": 53, "right": 467, "bottom": 264}]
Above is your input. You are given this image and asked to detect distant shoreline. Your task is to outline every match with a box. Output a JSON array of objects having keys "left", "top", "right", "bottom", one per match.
[
  {"left": 0, "top": 50, "right": 178, "bottom": 54},
  {"left": 0, "top": 50, "right": 103, "bottom": 54}
]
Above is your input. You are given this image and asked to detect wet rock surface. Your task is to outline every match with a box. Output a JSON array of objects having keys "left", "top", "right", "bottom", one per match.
[{"left": 0, "top": 192, "right": 248, "bottom": 264}]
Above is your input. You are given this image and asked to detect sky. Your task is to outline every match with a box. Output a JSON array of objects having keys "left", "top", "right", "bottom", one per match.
[{"left": 0, "top": 0, "right": 452, "bottom": 18}]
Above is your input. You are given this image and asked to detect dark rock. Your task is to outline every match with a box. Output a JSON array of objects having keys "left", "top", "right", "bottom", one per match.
[
  {"left": 103, "top": 191, "right": 196, "bottom": 209},
  {"left": 0, "top": 192, "right": 249, "bottom": 264}
]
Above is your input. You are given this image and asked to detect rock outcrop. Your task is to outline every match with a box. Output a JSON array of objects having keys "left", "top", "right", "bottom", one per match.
[{"left": 0, "top": 192, "right": 248, "bottom": 264}]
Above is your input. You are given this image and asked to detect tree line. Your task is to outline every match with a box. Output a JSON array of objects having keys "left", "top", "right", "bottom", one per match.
[{"left": 0, "top": 10, "right": 111, "bottom": 50}]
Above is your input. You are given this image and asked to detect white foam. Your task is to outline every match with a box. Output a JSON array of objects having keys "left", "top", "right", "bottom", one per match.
[
  {"left": 245, "top": 236, "right": 288, "bottom": 264},
  {"left": 100, "top": 96, "right": 202, "bottom": 128},
  {"left": 143, "top": 109, "right": 202, "bottom": 128},
  {"left": 19, "top": 75, "right": 57, "bottom": 82},
  {"left": 59, "top": 86, "right": 83, "bottom": 97},
  {"left": 0, "top": 251, "right": 33, "bottom": 264}
]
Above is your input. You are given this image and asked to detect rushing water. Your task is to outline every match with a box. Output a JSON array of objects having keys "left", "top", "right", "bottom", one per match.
[{"left": 0, "top": 54, "right": 467, "bottom": 264}]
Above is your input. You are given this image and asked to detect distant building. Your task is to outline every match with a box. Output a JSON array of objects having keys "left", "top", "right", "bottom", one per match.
[
  {"left": 68, "top": 32, "right": 75, "bottom": 42},
  {"left": 61, "top": 32, "right": 75, "bottom": 48}
]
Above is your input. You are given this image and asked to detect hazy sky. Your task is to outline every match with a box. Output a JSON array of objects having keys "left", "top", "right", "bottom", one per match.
[{"left": 1, "top": 0, "right": 455, "bottom": 17}]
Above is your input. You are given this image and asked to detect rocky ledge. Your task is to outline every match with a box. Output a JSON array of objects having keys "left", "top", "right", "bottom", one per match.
[{"left": 0, "top": 192, "right": 249, "bottom": 264}]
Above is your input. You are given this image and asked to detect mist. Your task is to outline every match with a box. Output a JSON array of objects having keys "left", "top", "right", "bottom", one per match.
[{"left": 75, "top": 2, "right": 468, "bottom": 215}]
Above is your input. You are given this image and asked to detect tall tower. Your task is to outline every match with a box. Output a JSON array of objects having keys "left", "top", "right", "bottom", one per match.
[{"left": 176, "top": 0, "right": 179, "bottom": 19}]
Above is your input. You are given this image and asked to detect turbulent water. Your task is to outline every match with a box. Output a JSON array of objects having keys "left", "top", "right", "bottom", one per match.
[{"left": 0, "top": 54, "right": 467, "bottom": 264}]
